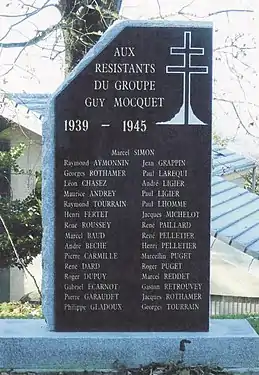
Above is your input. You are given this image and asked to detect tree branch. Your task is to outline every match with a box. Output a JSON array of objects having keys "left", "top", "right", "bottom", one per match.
[
  {"left": 231, "top": 102, "right": 258, "bottom": 138},
  {"left": 207, "top": 9, "right": 254, "bottom": 17},
  {"left": 0, "top": 22, "right": 61, "bottom": 48},
  {"left": 178, "top": 0, "right": 195, "bottom": 14},
  {"left": 214, "top": 97, "right": 259, "bottom": 109},
  {"left": 145, "top": 8, "right": 254, "bottom": 21},
  {"left": 0, "top": 46, "right": 26, "bottom": 77},
  {"left": 0, "top": 2, "right": 58, "bottom": 18},
  {"left": 156, "top": 0, "right": 163, "bottom": 19},
  {"left": 178, "top": 8, "right": 254, "bottom": 18},
  {"left": 0, "top": 0, "right": 58, "bottom": 42}
]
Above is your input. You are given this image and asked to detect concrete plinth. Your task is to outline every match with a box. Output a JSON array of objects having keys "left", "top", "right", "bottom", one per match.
[{"left": 0, "top": 319, "right": 258, "bottom": 371}]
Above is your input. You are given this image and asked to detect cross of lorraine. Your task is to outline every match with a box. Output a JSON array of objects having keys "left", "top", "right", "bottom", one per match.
[{"left": 157, "top": 31, "right": 208, "bottom": 125}]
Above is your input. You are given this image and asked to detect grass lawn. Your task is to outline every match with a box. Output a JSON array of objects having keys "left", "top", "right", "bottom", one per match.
[{"left": 0, "top": 302, "right": 42, "bottom": 318}]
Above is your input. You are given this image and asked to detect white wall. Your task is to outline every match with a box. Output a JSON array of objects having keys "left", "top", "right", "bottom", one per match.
[
  {"left": 9, "top": 128, "right": 42, "bottom": 301},
  {"left": 10, "top": 129, "right": 41, "bottom": 200},
  {"left": 211, "top": 236, "right": 259, "bottom": 297}
]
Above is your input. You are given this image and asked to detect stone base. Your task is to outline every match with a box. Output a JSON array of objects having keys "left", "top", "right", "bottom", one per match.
[{"left": 0, "top": 319, "right": 258, "bottom": 371}]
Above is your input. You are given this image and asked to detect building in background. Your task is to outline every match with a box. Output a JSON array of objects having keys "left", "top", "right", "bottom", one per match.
[
  {"left": 212, "top": 144, "right": 257, "bottom": 191},
  {"left": 0, "top": 93, "right": 42, "bottom": 302}
]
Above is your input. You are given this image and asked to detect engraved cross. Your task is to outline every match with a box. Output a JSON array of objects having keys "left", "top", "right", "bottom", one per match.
[{"left": 166, "top": 31, "right": 208, "bottom": 125}]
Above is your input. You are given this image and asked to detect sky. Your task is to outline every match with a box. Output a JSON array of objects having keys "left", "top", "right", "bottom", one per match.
[
  {"left": 0, "top": 0, "right": 62, "bottom": 92},
  {"left": 0, "top": 0, "right": 258, "bottom": 157}
]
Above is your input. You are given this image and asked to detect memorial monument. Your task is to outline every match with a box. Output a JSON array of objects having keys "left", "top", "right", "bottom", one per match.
[
  {"left": 1, "top": 19, "right": 258, "bottom": 373},
  {"left": 42, "top": 20, "right": 212, "bottom": 332}
]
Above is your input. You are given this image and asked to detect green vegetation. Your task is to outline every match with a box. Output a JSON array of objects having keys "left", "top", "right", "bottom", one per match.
[
  {"left": 212, "top": 313, "right": 259, "bottom": 319},
  {"left": 0, "top": 191, "right": 42, "bottom": 269},
  {"left": 0, "top": 142, "right": 42, "bottom": 269},
  {"left": 0, "top": 142, "right": 26, "bottom": 173},
  {"left": 244, "top": 170, "right": 259, "bottom": 195},
  {"left": 248, "top": 317, "right": 259, "bottom": 333},
  {"left": 0, "top": 302, "right": 42, "bottom": 318}
]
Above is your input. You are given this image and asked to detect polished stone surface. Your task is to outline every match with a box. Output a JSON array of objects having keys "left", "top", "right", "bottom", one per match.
[{"left": 43, "top": 18, "right": 212, "bottom": 332}]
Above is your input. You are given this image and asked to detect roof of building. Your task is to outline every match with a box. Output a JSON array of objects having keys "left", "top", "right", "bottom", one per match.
[
  {"left": 8, "top": 92, "right": 50, "bottom": 120},
  {"left": 211, "top": 175, "right": 259, "bottom": 260},
  {"left": 0, "top": 93, "right": 42, "bottom": 136},
  {"left": 212, "top": 144, "right": 256, "bottom": 176}
]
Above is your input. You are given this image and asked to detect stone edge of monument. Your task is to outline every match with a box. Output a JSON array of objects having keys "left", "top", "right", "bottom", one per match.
[
  {"left": 0, "top": 319, "right": 258, "bottom": 370},
  {"left": 42, "top": 19, "right": 213, "bottom": 330}
]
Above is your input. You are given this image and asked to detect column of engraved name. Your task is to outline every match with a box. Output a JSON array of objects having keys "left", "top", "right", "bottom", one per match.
[
  {"left": 157, "top": 159, "right": 202, "bottom": 312},
  {"left": 63, "top": 159, "right": 89, "bottom": 310},
  {"left": 62, "top": 158, "right": 130, "bottom": 312},
  {"left": 83, "top": 158, "right": 128, "bottom": 312},
  {"left": 140, "top": 152, "right": 163, "bottom": 312}
]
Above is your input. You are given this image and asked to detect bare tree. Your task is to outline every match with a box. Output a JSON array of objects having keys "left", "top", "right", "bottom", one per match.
[{"left": 0, "top": 0, "right": 122, "bottom": 75}]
